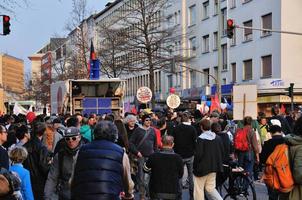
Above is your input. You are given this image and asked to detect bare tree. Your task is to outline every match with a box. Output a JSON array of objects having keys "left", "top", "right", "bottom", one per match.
[
  {"left": 0, "top": 0, "right": 29, "bottom": 14},
  {"left": 116, "top": 0, "right": 185, "bottom": 107},
  {"left": 64, "top": 0, "right": 92, "bottom": 79},
  {"left": 96, "top": 23, "right": 129, "bottom": 78}
]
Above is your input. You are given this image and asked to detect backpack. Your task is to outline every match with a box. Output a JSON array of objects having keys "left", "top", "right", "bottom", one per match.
[
  {"left": 263, "top": 144, "right": 294, "bottom": 193},
  {"left": 234, "top": 127, "right": 249, "bottom": 151}
]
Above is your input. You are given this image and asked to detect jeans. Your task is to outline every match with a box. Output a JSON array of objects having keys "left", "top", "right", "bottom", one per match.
[
  {"left": 267, "top": 186, "right": 289, "bottom": 200},
  {"left": 237, "top": 151, "right": 254, "bottom": 179},
  {"left": 138, "top": 157, "right": 150, "bottom": 199},
  {"left": 182, "top": 156, "right": 194, "bottom": 200}
]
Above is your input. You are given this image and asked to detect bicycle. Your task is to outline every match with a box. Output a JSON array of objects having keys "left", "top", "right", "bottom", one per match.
[{"left": 219, "top": 162, "right": 257, "bottom": 200}]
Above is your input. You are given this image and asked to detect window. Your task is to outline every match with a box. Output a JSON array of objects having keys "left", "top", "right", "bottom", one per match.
[
  {"left": 189, "top": 5, "right": 196, "bottom": 26},
  {"left": 189, "top": 37, "right": 197, "bottom": 56},
  {"left": 167, "top": 75, "right": 173, "bottom": 89},
  {"left": 213, "top": 32, "right": 218, "bottom": 50},
  {"left": 203, "top": 68, "right": 210, "bottom": 85},
  {"left": 262, "top": 13, "right": 272, "bottom": 36},
  {"left": 243, "top": 59, "right": 253, "bottom": 80},
  {"left": 230, "top": 0, "right": 236, "bottom": 8},
  {"left": 222, "top": 44, "right": 227, "bottom": 70},
  {"left": 221, "top": 8, "right": 227, "bottom": 36},
  {"left": 262, "top": 55, "right": 272, "bottom": 78},
  {"left": 231, "top": 63, "right": 236, "bottom": 83},
  {"left": 243, "top": 20, "right": 253, "bottom": 41},
  {"left": 214, "top": 0, "right": 218, "bottom": 15},
  {"left": 203, "top": 1, "right": 209, "bottom": 19},
  {"left": 55, "top": 48, "right": 61, "bottom": 60},
  {"left": 190, "top": 70, "right": 197, "bottom": 87},
  {"left": 230, "top": 28, "right": 236, "bottom": 46},
  {"left": 203, "top": 35, "right": 210, "bottom": 53}
]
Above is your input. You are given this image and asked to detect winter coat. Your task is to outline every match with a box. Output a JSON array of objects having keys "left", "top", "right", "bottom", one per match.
[
  {"left": 285, "top": 134, "right": 302, "bottom": 200},
  {"left": 80, "top": 125, "right": 92, "bottom": 142},
  {"left": 44, "top": 141, "right": 83, "bottom": 200},
  {"left": 193, "top": 131, "right": 224, "bottom": 177},
  {"left": 10, "top": 163, "right": 34, "bottom": 200},
  {"left": 71, "top": 140, "right": 124, "bottom": 200},
  {"left": 23, "top": 136, "right": 50, "bottom": 200}
]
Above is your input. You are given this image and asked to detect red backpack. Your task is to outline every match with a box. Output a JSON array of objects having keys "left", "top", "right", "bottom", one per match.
[{"left": 234, "top": 127, "right": 250, "bottom": 151}]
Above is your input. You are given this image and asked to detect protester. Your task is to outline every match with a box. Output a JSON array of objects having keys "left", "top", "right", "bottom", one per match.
[
  {"left": 235, "top": 116, "right": 260, "bottom": 178},
  {"left": 124, "top": 114, "right": 138, "bottom": 140},
  {"left": 9, "top": 146, "right": 34, "bottom": 200},
  {"left": 144, "top": 135, "right": 183, "bottom": 200},
  {"left": 285, "top": 116, "right": 302, "bottom": 200},
  {"left": 14, "top": 125, "right": 31, "bottom": 147},
  {"left": 44, "top": 127, "right": 84, "bottom": 200},
  {"left": 23, "top": 122, "right": 50, "bottom": 200},
  {"left": 129, "top": 114, "right": 158, "bottom": 200},
  {"left": 71, "top": 121, "right": 134, "bottom": 200},
  {"left": 270, "top": 105, "right": 292, "bottom": 135},
  {"left": 193, "top": 118, "right": 223, "bottom": 200},
  {"left": 0, "top": 125, "right": 9, "bottom": 170},
  {"left": 80, "top": 117, "right": 93, "bottom": 142},
  {"left": 172, "top": 112, "right": 197, "bottom": 200}
]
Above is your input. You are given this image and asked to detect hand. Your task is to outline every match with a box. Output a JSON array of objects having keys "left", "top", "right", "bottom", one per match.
[{"left": 137, "top": 152, "right": 142, "bottom": 158}]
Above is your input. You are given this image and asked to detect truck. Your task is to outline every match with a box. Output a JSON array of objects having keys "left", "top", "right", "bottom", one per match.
[{"left": 50, "top": 79, "right": 124, "bottom": 116}]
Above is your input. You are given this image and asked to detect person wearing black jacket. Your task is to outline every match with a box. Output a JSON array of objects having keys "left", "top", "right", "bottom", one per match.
[
  {"left": 144, "top": 135, "right": 183, "bottom": 200},
  {"left": 260, "top": 119, "right": 288, "bottom": 200},
  {"left": 23, "top": 122, "right": 51, "bottom": 200},
  {"left": 193, "top": 119, "right": 223, "bottom": 200},
  {"left": 0, "top": 125, "right": 9, "bottom": 170},
  {"left": 270, "top": 105, "right": 292, "bottom": 135},
  {"left": 172, "top": 113, "right": 197, "bottom": 200}
]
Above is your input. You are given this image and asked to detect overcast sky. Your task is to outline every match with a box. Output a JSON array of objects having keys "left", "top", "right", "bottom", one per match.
[{"left": 0, "top": 0, "right": 107, "bottom": 75}]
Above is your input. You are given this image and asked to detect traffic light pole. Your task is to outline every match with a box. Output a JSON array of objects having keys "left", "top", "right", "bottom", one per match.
[{"left": 235, "top": 25, "right": 302, "bottom": 36}]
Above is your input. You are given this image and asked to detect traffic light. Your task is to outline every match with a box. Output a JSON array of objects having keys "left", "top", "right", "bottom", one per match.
[
  {"left": 2, "top": 15, "right": 11, "bottom": 35},
  {"left": 286, "top": 83, "right": 294, "bottom": 98},
  {"left": 227, "top": 19, "right": 235, "bottom": 39}
]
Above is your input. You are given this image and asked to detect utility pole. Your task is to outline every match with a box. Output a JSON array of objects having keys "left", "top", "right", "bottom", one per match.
[{"left": 217, "top": 0, "right": 222, "bottom": 103}]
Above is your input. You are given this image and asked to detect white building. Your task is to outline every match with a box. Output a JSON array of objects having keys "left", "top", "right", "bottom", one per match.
[{"left": 160, "top": 0, "right": 302, "bottom": 113}]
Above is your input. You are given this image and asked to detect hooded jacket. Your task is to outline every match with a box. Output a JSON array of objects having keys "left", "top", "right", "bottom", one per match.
[
  {"left": 80, "top": 125, "right": 92, "bottom": 142},
  {"left": 285, "top": 134, "right": 302, "bottom": 200},
  {"left": 193, "top": 131, "right": 224, "bottom": 177}
]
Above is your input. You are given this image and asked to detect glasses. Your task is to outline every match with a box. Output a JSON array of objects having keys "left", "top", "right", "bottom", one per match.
[
  {"left": 65, "top": 136, "right": 78, "bottom": 142},
  {"left": 144, "top": 119, "right": 151, "bottom": 122}
]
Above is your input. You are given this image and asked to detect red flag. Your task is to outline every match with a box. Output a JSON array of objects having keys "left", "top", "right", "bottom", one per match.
[
  {"left": 90, "top": 40, "right": 96, "bottom": 60},
  {"left": 131, "top": 106, "right": 137, "bottom": 115},
  {"left": 280, "top": 104, "right": 286, "bottom": 114},
  {"left": 210, "top": 93, "right": 221, "bottom": 113}
]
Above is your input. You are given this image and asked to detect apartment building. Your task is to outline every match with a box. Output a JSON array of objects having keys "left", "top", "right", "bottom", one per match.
[
  {"left": 163, "top": 0, "right": 302, "bottom": 112},
  {"left": 0, "top": 54, "right": 25, "bottom": 113}
]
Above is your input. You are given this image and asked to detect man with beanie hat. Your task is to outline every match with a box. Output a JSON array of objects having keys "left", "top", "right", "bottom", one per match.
[{"left": 129, "top": 114, "right": 158, "bottom": 200}]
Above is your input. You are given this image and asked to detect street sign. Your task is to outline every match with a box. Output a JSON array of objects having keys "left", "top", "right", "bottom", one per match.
[
  {"left": 136, "top": 87, "right": 152, "bottom": 104},
  {"left": 166, "top": 94, "right": 181, "bottom": 109}
]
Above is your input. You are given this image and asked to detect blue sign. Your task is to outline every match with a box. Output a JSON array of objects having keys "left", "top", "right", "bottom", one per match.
[
  {"left": 90, "top": 59, "right": 101, "bottom": 80},
  {"left": 211, "top": 84, "right": 234, "bottom": 95}
]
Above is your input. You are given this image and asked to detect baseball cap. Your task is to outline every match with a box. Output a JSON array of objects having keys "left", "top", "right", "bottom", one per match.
[{"left": 64, "top": 127, "right": 80, "bottom": 137}]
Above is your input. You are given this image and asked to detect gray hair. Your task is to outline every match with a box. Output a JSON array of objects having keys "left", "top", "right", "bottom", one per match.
[
  {"left": 124, "top": 114, "right": 137, "bottom": 124},
  {"left": 93, "top": 121, "right": 118, "bottom": 142}
]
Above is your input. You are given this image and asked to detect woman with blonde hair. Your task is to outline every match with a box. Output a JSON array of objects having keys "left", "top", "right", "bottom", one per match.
[{"left": 9, "top": 146, "right": 34, "bottom": 200}]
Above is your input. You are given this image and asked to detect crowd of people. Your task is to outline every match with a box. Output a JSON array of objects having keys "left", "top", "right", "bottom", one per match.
[{"left": 0, "top": 104, "right": 301, "bottom": 200}]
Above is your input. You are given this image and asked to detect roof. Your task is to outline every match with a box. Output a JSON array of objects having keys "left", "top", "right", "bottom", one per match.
[{"left": 94, "top": 0, "right": 122, "bottom": 19}]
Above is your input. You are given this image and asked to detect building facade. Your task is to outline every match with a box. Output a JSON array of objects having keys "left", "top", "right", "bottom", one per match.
[{"left": 0, "top": 54, "right": 25, "bottom": 113}]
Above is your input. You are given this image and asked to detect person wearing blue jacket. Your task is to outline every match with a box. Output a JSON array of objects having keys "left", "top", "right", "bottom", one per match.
[{"left": 9, "top": 145, "right": 34, "bottom": 200}]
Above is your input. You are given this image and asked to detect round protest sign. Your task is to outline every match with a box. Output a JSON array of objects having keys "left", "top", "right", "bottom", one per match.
[
  {"left": 166, "top": 94, "right": 181, "bottom": 109},
  {"left": 136, "top": 87, "right": 152, "bottom": 103}
]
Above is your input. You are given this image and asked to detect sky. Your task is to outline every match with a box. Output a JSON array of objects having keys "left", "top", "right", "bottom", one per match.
[{"left": 0, "top": 0, "right": 108, "bottom": 75}]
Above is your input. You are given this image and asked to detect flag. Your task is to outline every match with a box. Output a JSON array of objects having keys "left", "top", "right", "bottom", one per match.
[
  {"left": 210, "top": 93, "right": 221, "bottom": 113},
  {"left": 90, "top": 40, "right": 96, "bottom": 60},
  {"left": 88, "top": 41, "right": 96, "bottom": 77},
  {"left": 280, "top": 104, "right": 286, "bottom": 114}
]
